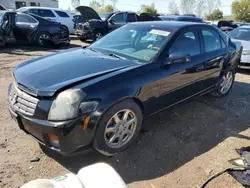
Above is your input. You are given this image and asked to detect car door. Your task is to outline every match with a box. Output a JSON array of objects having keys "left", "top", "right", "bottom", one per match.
[
  {"left": 14, "top": 13, "right": 39, "bottom": 43},
  {"left": 199, "top": 27, "right": 228, "bottom": 89},
  {"left": 108, "top": 13, "right": 126, "bottom": 32},
  {"left": 159, "top": 28, "right": 206, "bottom": 108}
]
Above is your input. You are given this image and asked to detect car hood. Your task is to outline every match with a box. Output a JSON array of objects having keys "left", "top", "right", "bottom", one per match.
[
  {"left": 231, "top": 39, "right": 250, "bottom": 50},
  {"left": 76, "top": 6, "right": 102, "bottom": 21},
  {"left": 14, "top": 48, "right": 137, "bottom": 97}
]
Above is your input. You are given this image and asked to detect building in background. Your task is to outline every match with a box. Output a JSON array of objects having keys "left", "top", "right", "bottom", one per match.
[{"left": 0, "top": 0, "right": 59, "bottom": 10}]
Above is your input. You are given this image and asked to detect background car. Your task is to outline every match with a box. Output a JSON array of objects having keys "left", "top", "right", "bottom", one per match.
[
  {"left": 217, "top": 20, "right": 238, "bottom": 33},
  {"left": 16, "top": 7, "right": 74, "bottom": 35},
  {"left": 159, "top": 15, "right": 203, "bottom": 23},
  {"left": 75, "top": 6, "right": 160, "bottom": 41},
  {"left": 229, "top": 26, "right": 250, "bottom": 67},
  {"left": 8, "top": 21, "right": 242, "bottom": 157},
  {"left": 73, "top": 14, "right": 85, "bottom": 29},
  {"left": 0, "top": 11, "right": 70, "bottom": 47}
]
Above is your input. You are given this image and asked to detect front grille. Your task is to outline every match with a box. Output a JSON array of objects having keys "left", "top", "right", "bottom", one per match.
[{"left": 9, "top": 82, "right": 39, "bottom": 116}]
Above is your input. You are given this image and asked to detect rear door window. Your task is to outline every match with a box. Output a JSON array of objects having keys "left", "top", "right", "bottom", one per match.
[
  {"left": 55, "top": 11, "right": 69, "bottom": 18},
  {"left": 127, "top": 13, "right": 137, "bottom": 22},
  {"left": 201, "top": 29, "right": 222, "bottom": 52},
  {"left": 29, "top": 9, "right": 39, "bottom": 15},
  {"left": 38, "top": 9, "right": 56, "bottom": 17}
]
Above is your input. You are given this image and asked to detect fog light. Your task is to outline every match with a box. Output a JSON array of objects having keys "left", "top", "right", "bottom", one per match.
[
  {"left": 48, "top": 134, "right": 60, "bottom": 148},
  {"left": 83, "top": 116, "right": 91, "bottom": 131}
]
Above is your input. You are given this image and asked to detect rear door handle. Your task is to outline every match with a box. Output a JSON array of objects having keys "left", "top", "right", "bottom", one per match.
[{"left": 196, "top": 65, "right": 205, "bottom": 72}]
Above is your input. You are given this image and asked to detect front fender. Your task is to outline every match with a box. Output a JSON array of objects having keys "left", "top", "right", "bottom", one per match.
[{"left": 97, "top": 87, "right": 139, "bottom": 111}]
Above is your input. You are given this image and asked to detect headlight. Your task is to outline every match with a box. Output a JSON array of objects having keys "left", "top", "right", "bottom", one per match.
[
  {"left": 48, "top": 89, "right": 86, "bottom": 121},
  {"left": 243, "top": 50, "right": 250, "bottom": 55},
  {"left": 83, "top": 22, "right": 90, "bottom": 29}
]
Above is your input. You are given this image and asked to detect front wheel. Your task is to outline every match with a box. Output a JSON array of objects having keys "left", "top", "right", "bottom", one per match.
[
  {"left": 93, "top": 100, "right": 143, "bottom": 156},
  {"left": 211, "top": 67, "right": 235, "bottom": 97}
]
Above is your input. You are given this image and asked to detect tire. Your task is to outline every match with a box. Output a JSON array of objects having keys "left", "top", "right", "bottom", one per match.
[
  {"left": 36, "top": 32, "right": 51, "bottom": 46},
  {"left": 92, "top": 30, "right": 103, "bottom": 41},
  {"left": 61, "top": 25, "right": 69, "bottom": 37},
  {"left": 211, "top": 66, "right": 235, "bottom": 97},
  {"left": 93, "top": 100, "right": 143, "bottom": 156},
  {"left": 79, "top": 37, "right": 86, "bottom": 42}
]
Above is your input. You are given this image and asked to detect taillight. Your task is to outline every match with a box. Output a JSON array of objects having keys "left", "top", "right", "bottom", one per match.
[{"left": 72, "top": 19, "right": 75, "bottom": 23}]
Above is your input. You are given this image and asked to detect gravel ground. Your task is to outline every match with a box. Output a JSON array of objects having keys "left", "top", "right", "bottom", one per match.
[{"left": 1, "top": 40, "right": 250, "bottom": 188}]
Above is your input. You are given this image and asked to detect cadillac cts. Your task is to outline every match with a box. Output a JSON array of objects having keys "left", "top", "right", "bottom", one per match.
[{"left": 8, "top": 21, "right": 242, "bottom": 156}]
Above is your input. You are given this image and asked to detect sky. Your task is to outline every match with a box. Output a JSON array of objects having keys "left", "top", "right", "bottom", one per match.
[{"left": 59, "top": 0, "right": 235, "bottom": 16}]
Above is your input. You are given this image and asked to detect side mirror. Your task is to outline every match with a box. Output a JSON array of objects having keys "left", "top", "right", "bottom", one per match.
[
  {"left": 109, "top": 20, "right": 114, "bottom": 24},
  {"left": 164, "top": 53, "right": 191, "bottom": 66}
]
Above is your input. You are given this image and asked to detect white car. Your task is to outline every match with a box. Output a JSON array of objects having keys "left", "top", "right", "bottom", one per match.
[
  {"left": 229, "top": 26, "right": 250, "bottom": 67},
  {"left": 17, "top": 7, "right": 75, "bottom": 34}
]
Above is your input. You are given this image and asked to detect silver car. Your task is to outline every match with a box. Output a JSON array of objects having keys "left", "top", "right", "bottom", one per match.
[{"left": 229, "top": 26, "right": 250, "bottom": 67}]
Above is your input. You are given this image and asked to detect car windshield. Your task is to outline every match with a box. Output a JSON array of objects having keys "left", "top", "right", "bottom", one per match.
[
  {"left": 0, "top": 12, "right": 5, "bottom": 23},
  {"left": 99, "top": 13, "right": 111, "bottom": 20},
  {"left": 89, "top": 24, "right": 171, "bottom": 63},
  {"left": 229, "top": 28, "right": 250, "bottom": 41}
]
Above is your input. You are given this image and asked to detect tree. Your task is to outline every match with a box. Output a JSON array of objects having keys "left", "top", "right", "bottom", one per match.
[
  {"left": 180, "top": 0, "right": 196, "bottom": 14},
  {"left": 232, "top": 0, "right": 250, "bottom": 22},
  {"left": 140, "top": 3, "right": 158, "bottom": 14},
  {"left": 168, "top": 1, "right": 180, "bottom": 15},
  {"left": 89, "top": 0, "right": 101, "bottom": 11},
  {"left": 206, "top": 0, "right": 221, "bottom": 15},
  {"left": 71, "top": 0, "right": 80, "bottom": 8},
  {"left": 195, "top": 0, "right": 206, "bottom": 17},
  {"left": 206, "top": 9, "right": 223, "bottom": 20},
  {"left": 99, "top": 5, "right": 114, "bottom": 13},
  {"left": 110, "top": 0, "right": 118, "bottom": 10}
]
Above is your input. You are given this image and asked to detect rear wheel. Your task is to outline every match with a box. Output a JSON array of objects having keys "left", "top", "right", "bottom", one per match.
[
  {"left": 79, "top": 37, "right": 86, "bottom": 42},
  {"left": 61, "top": 25, "right": 69, "bottom": 37},
  {"left": 93, "top": 100, "right": 143, "bottom": 156},
  {"left": 211, "top": 67, "right": 235, "bottom": 97},
  {"left": 92, "top": 30, "right": 103, "bottom": 41},
  {"left": 36, "top": 32, "right": 51, "bottom": 46}
]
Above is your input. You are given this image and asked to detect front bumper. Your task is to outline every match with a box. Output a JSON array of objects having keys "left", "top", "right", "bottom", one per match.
[
  {"left": 240, "top": 54, "right": 250, "bottom": 66},
  {"left": 9, "top": 107, "right": 94, "bottom": 156},
  {"left": 75, "top": 28, "right": 93, "bottom": 39}
]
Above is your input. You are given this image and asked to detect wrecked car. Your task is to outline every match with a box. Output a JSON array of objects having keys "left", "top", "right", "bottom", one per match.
[
  {"left": 0, "top": 11, "right": 70, "bottom": 47},
  {"left": 8, "top": 21, "right": 242, "bottom": 156},
  {"left": 74, "top": 6, "right": 160, "bottom": 41},
  {"left": 218, "top": 20, "right": 238, "bottom": 34}
]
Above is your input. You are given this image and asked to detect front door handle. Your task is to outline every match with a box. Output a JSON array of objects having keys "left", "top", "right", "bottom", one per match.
[{"left": 30, "top": 25, "right": 35, "bottom": 28}]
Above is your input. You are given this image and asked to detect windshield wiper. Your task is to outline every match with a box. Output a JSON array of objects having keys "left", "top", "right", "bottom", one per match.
[{"left": 107, "top": 53, "right": 127, "bottom": 60}]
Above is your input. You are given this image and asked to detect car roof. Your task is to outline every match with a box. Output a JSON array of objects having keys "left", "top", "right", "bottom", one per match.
[
  {"left": 129, "top": 21, "right": 205, "bottom": 30},
  {"left": 20, "top": 7, "right": 68, "bottom": 11}
]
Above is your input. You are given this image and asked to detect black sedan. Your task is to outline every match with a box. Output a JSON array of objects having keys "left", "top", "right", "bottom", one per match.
[
  {"left": 8, "top": 21, "right": 242, "bottom": 156},
  {"left": 0, "top": 11, "right": 70, "bottom": 47}
]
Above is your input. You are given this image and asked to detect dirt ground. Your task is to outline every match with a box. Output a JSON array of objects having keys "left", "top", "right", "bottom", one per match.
[{"left": 1, "top": 39, "right": 250, "bottom": 188}]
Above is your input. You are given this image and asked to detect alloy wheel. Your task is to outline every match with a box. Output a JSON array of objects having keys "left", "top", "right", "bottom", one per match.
[
  {"left": 220, "top": 71, "right": 233, "bottom": 94},
  {"left": 96, "top": 32, "right": 102, "bottom": 39},
  {"left": 104, "top": 109, "right": 137, "bottom": 149},
  {"left": 39, "top": 34, "right": 50, "bottom": 46}
]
